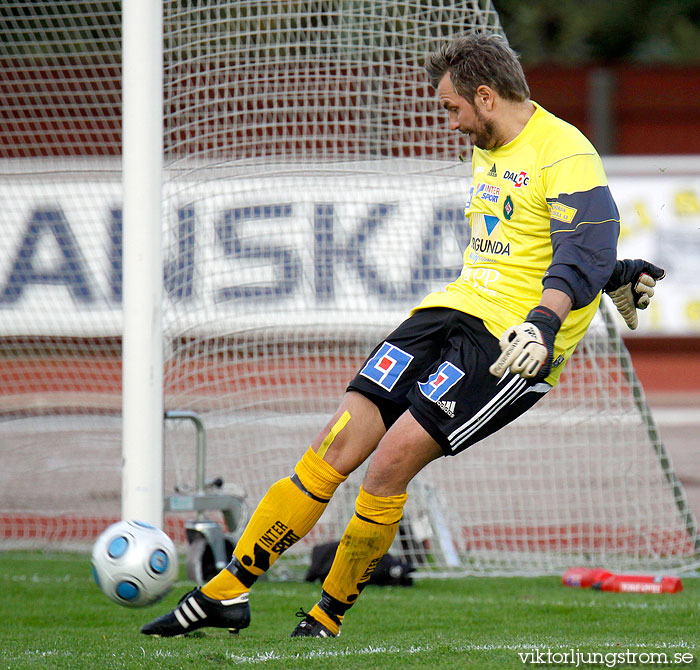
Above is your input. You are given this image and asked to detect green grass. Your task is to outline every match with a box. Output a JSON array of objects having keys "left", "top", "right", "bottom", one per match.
[{"left": 1, "top": 552, "right": 698, "bottom": 670}]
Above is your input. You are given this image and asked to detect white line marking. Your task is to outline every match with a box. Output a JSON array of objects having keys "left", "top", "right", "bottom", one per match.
[{"left": 222, "top": 639, "right": 698, "bottom": 665}]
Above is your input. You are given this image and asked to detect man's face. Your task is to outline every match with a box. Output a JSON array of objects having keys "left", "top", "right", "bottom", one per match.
[{"left": 437, "top": 72, "right": 496, "bottom": 150}]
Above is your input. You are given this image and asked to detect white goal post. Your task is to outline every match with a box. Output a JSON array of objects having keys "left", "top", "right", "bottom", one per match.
[
  {"left": 0, "top": 0, "right": 698, "bottom": 577},
  {"left": 121, "top": 0, "right": 164, "bottom": 527}
]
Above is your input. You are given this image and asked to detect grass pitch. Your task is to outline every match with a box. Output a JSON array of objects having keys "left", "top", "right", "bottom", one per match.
[{"left": 1, "top": 552, "right": 698, "bottom": 669}]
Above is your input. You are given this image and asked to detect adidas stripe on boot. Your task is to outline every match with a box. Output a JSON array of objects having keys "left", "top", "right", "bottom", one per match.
[{"left": 140, "top": 587, "right": 250, "bottom": 637}]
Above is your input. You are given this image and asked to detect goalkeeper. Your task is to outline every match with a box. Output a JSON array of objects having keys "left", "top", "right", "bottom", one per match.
[{"left": 141, "top": 32, "right": 664, "bottom": 639}]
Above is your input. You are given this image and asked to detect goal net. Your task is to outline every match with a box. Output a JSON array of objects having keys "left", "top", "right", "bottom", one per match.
[{"left": 1, "top": 0, "right": 698, "bottom": 577}]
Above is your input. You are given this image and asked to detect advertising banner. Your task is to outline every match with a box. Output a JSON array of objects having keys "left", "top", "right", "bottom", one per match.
[{"left": 1, "top": 162, "right": 698, "bottom": 336}]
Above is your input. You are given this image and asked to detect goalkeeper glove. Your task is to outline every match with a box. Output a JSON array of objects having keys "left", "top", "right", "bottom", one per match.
[
  {"left": 489, "top": 306, "right": 561, "bottom": 381},
  {"left": 604, "top": 259, "right": 665, "bottom": 330}
]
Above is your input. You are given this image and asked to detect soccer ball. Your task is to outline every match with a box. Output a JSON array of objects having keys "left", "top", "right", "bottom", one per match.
[{"left": 91, "top": 520, "right": 178, "bottom": 608}]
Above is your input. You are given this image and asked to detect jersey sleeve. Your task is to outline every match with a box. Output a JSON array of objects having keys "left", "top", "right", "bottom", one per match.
[{"left": 541, "top": 153, "right": 620, "bottom": 309}]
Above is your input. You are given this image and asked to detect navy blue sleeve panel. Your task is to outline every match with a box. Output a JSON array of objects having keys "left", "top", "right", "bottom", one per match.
[{"left": 543, "top": 185, "right": 620, "bottom": 310}]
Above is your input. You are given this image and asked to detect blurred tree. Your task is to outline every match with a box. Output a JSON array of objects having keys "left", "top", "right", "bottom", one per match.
[
  {"left": 2, "top": 0, "right": 699, "bottom": 64},
  {"left": 493, "top": 0, "right": 700, "bottom": 64},
  {"left": 0, "top": 1, "right": 121, "bottom": 56}
]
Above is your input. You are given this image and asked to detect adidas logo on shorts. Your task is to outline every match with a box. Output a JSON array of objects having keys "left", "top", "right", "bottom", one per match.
[{"left": 436, "top": 400, "right": 456, "bottom": 418}]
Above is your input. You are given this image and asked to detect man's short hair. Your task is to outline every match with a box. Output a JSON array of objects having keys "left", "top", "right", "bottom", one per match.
[{"left": 425, "top": 32, "right": 530, "bottom": 103}]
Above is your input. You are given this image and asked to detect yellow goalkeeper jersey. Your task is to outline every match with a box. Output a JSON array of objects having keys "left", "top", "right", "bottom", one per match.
[{"left": 414, "top": 102, "right": 620, "bottom": 385}]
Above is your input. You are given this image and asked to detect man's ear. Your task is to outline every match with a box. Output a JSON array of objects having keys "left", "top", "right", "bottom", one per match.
[{"left": 474, "top": 84, "right": 495, "bottom": 111}]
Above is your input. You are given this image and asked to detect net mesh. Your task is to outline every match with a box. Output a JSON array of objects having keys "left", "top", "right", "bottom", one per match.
[{"left": 0, "top": 0, "right": 698, "bottom": 576}]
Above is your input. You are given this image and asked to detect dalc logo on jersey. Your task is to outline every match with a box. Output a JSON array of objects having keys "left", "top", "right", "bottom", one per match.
[{"left": 503, "top": 169, "right": 530, "bottom": 188}]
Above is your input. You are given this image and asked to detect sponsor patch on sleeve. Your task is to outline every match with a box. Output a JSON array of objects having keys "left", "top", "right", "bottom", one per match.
[{"left": 549, "top": 201, "right": 578, "bottom": 224}]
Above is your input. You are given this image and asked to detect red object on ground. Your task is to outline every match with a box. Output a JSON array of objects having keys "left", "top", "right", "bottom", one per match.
[
  {"left": 597, "top": 574, "right": 683, "bottom": 594},
  {"left": 562, "top": 567, "right": 682, "bottom": 593},
  {"left": 562, "top": 567, "right": 613, "bottom": 588}
]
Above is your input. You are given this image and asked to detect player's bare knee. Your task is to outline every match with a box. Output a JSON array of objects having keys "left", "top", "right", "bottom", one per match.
[
  {"left": 363, "top": 457, "right": 408, "bottom": 498},
  {"left": 310, "top": 394, "right": 385, "bottom": 475},
  {"left": 364, "top": 413, "right": 442, "bottom": 496},
  {"left": 363, "top": 441, "right": 415, "bottom": 495},
  {"left": 311, "top": 410, "right": 353, "bottom": 468}
]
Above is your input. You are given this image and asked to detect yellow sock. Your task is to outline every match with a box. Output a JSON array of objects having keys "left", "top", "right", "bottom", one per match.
[
  {"left": 309, "top": 603, "right": 343, "bottom": 636},
  {"left": 202, "top": 447, "right": 346, "bottom": 600},
  {"left": 318, "top": 485, "right": 407, "bottom": 622},
  {"left": 201, "top": 568, "right": 249, "bottom": 602}
]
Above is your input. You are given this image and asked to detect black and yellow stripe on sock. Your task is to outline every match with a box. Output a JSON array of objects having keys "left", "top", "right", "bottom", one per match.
[
  {"left": 313, "top": 485, "right": 408, "bottom": 634},
  {"left": 202, "top": 446, "right": 347, "bottom": 601}
]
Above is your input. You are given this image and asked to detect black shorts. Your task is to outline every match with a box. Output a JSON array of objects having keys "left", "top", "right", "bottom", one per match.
[{"left": 347, "top": 307, "right": 551, "bottom": 456}]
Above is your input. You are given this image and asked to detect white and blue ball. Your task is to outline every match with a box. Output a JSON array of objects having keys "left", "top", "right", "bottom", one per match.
[{"left": 91, "top": 520, "right": 178, "bottom": 608}]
